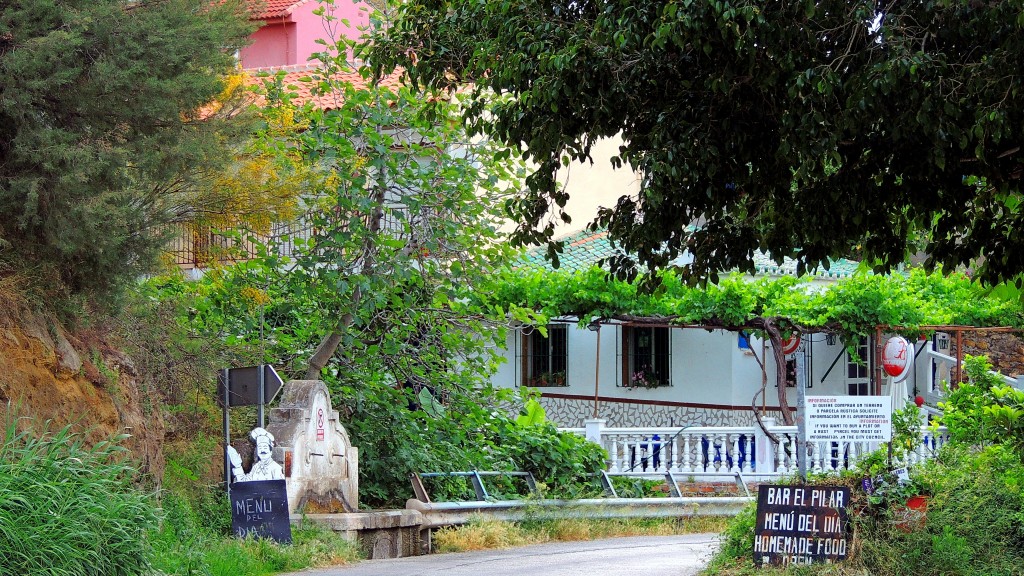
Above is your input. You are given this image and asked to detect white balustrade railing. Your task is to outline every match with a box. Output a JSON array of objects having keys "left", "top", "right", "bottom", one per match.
[{"left": 570, "top": 423, "right": 949, "bottom": 479}]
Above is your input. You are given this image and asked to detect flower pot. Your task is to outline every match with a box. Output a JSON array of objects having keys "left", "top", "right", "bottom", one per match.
[
  {"left": 895, "top": 495, "right": 929, "bottom": 532},
  {"left": 906, "top": 495, "right": 929, "bottom": 512}
]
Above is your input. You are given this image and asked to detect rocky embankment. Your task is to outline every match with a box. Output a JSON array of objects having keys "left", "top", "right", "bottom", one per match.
[{"left": 0, "top": 294, "right": 164, "bottom": 480}]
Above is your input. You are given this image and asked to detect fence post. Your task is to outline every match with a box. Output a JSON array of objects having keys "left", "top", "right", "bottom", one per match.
[
  {"left": 753, "top": 417, "right": 777, "bottom": 474},
  {"left": 584, "top": 418, "right": 606, "bottom": 445}
]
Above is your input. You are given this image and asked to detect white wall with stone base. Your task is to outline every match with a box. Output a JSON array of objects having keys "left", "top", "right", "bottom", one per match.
[{"left": 539, "top": 395, "right": 787, "bottom": 428}]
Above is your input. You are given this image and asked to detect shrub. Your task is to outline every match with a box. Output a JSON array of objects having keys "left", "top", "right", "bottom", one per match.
[
  {"left": 0, "top": 416, "right": 157, "bottom": 576},
  {"left": 335, "top": 380, "right": 608, "bottom": 506},
  {"left": 938, "top": 354, "right": 1024, "bottom": 453},
  {"left": 707, "top": 445, "right": 1024, "bottom": 576}
]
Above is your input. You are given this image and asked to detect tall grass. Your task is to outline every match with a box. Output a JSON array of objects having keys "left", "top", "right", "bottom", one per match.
[
  {"left": 150, "top": 448, "right": 363, "bottom": 575},
  {"left": 0, "top": 415, "right": 157, "bottom": 576},
  {"left": 435, "top": 516, "right": 730, "bottom": 553}
]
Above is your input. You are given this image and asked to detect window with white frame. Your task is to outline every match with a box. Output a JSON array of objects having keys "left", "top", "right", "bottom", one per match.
[{"left": 846, "top": 336, "right": 872, "bottom": 395}]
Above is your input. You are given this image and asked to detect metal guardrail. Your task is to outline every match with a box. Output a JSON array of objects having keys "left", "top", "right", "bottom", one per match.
[
  {"left": 406, "top": 496, "right": 753, "bottom": 528},
  {"left": 410, "top": 471, "right": 541, "bottom": 503}
]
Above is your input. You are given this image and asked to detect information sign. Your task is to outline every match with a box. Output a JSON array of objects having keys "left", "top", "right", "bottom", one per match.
[
  {"left": 754, "top": 485, "right": 851, "bottom": 567},
  {"left": 230, "top": 479, "right": 292, "bottom": 544},
  {"left": 805, "top": 395, "right": 892, "bottom": 442}
]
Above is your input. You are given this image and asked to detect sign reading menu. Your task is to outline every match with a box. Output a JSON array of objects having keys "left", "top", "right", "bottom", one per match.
[
  {"left": 230, "top": 479, "right": 292, "bottom": 544},
  {"left": 805, "top": 395, "right": 892, "bottom": 442},
  {"left": 754, "top": 485, "right": 851, "bottom": 567}
]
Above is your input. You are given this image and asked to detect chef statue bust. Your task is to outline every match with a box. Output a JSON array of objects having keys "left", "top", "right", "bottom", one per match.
[{"left": 227, "top": 427, "right": 284, "bottom": 482}]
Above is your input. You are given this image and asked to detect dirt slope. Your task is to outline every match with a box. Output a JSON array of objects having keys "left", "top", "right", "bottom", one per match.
[{"left": 0, "top": 295, "right": 164, "bottom": 481}]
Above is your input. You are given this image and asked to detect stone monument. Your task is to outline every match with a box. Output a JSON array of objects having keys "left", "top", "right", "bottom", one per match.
[{"left": 266, "top": 380, "right": 359, "bottom": 513}]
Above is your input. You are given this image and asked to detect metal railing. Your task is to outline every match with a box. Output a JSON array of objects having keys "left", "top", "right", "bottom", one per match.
[
  {"left": 165, "top": 206, "right": 432, "bottom": 270},
  {"left": 165, "top": 221, "right": 314, "bottom": 269}
]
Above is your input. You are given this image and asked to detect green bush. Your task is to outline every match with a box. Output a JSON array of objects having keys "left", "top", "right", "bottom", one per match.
[
  {"left": 0, "top": 417, "right": 157, "bottom": 576},
  {"left": 938, "top": 354, "right": 1024, "bottom": 453},
  {"left": 334, "top": 380, "right": 608, "bottom": 507},
  {"left": 707, "top": 445, "right": 1024, "bottom": 576}
]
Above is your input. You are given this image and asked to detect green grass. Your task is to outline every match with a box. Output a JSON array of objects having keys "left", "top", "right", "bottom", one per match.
[
  {"left": 151, "top": 454, "right": 363, "bottom": 576},
  {"left": 150, "top": 518, "right": 363, "bottom": 576},
  {"left": 434, "top": 515, "right": 730, "bottom": 552},
  {"left": 0, "top": 415, "right": 361, "bottom": 576},
  {"left": 0, "top": 416, "right": 157, "bottom": 576}
]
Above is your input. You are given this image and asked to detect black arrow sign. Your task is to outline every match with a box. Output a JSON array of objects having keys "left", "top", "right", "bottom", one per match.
[{"left": 217, "top": 365, "right": 284, "bottom": 407}]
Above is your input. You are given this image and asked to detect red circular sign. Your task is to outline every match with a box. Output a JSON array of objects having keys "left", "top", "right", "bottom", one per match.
[
  {"left": 780, "top": 334, "right": 801, "bottom": 356},
  {"left": 882, "top": 336, "right": 911, "bottom": 378}
]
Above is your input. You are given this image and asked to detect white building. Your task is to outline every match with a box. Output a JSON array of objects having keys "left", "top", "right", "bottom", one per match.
[{"left": 490, "top": 229, "right": 953, "bottom": 428}]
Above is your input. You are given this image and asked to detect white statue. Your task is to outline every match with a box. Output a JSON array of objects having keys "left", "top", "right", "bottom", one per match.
[{"left": 227, "top": 427, "right": 285, "bottom": 482}]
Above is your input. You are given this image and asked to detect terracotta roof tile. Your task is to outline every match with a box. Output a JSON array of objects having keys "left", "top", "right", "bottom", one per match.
[
  {"left": 247, "top": 0, "right": 313, "bottom": 20},
  {"left": 244, "top": 64, "right": 404, "bottom": 110}
]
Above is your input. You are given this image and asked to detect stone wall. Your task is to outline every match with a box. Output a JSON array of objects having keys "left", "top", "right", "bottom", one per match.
[
  {"left": 539, "top": 395, "right": 786, "bottom": 428},
  {"left": 959, "top": 331, "right": 1024, "bottom": 381}
]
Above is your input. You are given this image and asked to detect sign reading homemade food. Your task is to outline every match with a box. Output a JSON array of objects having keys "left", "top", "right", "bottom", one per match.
[
  {"left": 754, "top": 485, "right": 851, "bottom": 567},
  {"left": 805, "top": 395, "right": 892, "bottom": 442}
]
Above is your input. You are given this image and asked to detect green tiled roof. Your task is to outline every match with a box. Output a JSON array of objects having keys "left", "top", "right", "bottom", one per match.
[
  {"left": 750, "top": 252, "right": 861, "bottom": 279},
  {"left": 518, "top": 229, "right": 626, "bottom": 273},
  {"left": 520, "top": 227, "right": 860, "bottom": 279}
]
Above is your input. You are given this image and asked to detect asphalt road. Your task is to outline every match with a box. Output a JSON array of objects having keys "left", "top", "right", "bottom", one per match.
[{"left": 287, "top": 534, "right": 721, "bottom": 576}]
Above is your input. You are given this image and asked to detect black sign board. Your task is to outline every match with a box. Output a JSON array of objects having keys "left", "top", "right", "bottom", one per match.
[
  {"left": 754, "top": 485, "right": 851, "bottom": 567},
  {"left": 230, "top": 479, "right": 292, "bottom": 544},
  {"left": 218, "top": 365, "right": 284, "bottom": 407}
]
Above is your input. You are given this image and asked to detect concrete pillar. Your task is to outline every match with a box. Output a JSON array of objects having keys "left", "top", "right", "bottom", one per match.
[
  {"left": 584, "top": 418, "right": 606, "bottom": 445},
  {"left": 754, "top": 416, "right": 777, "bottom": 474}
]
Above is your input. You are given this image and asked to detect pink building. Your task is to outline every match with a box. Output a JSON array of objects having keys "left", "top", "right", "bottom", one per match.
[{"left": 240, "top": 0, "right": 369, "bottom": 69}]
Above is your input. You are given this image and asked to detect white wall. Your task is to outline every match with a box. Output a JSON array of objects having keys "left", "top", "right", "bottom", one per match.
[
  {"left": 499, "top": 137, "right": 641, "bottom": 238},
  {"left": 490, "top": 326, "right": 929, "bottom": 427}
]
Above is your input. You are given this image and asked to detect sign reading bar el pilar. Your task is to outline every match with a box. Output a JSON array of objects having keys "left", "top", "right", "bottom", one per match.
[{"left": 754, "top": 485, "right": 851, "bottom": 567}]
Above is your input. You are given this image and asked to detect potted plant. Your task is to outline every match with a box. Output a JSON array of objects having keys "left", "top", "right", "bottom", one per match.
[
  {"left": 527, "top": 371, "right": 567, "bottom": 387},
  {"left": 863, "top": 467, "right": 929, "bottom": 531},
  {"left": 628, "top": 367, "right": 662, "bottom": 389}
]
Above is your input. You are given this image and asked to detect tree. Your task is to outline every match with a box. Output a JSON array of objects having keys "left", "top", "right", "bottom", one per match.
[
  {"left": 230, "top": 14, "right": 529, "bottom": 383},
  {"left": 0, "top": 0, "right": 254, "bottom": 300},
  {"left": 368, "top": 0, "right": 1024, "bottom": 286},
  {"left": 142, "top": 31, "right": 594, "bottom": 503}
]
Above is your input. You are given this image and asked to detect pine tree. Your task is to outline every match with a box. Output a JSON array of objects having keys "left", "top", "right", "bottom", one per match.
[{"left": 0, "top": 0, "right": 254, "bottom": 301}]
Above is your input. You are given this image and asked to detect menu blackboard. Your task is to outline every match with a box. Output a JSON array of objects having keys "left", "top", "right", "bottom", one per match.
[
  {"left": 230, "top": 479, "right": 292, "bottom": 544},
  {"left": 754, "top": 484, "right": 850, "bottom": 567}
]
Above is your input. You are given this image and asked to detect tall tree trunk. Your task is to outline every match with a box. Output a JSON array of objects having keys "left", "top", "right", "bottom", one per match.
[
  {"left": 751, "top": 317, "right": 794, "bottom": 425},
  {"left": 303, "top": 164, "right": 386, "bottom": 379},
  {"left": 304, "top": 285, "right": 360, "bottom": 379}
]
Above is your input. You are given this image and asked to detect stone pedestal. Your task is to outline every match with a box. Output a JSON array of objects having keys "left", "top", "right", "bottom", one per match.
[{"left": 267, "top": 380, "right": 359, "bottom": 513}]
